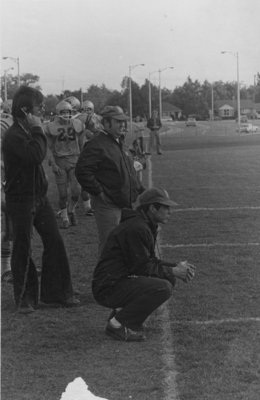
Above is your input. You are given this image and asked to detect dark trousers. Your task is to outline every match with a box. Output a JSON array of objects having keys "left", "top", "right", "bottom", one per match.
[
  {"left": 6, "top": 195, "right": 73, "bottom": 308},
  {"left": 93, "top": 276, "right": 173, "bottom": 330}
]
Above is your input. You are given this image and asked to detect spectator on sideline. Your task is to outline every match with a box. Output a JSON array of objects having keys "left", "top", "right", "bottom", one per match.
[
  {"left": 45, "top": 100, "right": 86, "bottom": 228},
  {"left": 2, "top": 86, "right": 79, "bottom": 313},
  {"left": 76, "top": 100, "right": 103, "bottom": 216},
  {"left": 146, "top": 109, "right": 162, "bottom": 155},
  {"left": 75, "top": 105, "right": 144, "bottom": 256},
  {"left": 92, "top": 187, "right": 196, "bottom": 342}
]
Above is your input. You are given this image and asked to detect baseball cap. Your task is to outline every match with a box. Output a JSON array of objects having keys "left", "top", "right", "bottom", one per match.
[
  {"left": 136, "top": 188, "right": 177, "bottom": 208},
  {"left": 101, "top": 106, "right": 128, "bottom": 121}
]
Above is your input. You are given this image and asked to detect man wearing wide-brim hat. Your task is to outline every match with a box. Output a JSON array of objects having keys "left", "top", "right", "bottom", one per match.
[
  {"left": 75, "top": 106, "right": 144, "bottom": 256},
  {"left": 92, "top": 187, "right": 196, "bottom": 342}
]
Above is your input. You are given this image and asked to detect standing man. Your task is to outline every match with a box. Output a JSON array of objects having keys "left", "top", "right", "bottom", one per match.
[
  {"left": 92, "top": 187, "right": 196, "bottom": 341},
  {"left": 75, "top": 106, "right": 144, "bottom": 255},
  {"left": 45, "top": 100, "right": 86, "bottom": 228},
  {"left": 146, "top": 109, "right": 162, "bottom": 155},
  {"left": 2, "top": 86, "right": 79, "bottom": 313}
]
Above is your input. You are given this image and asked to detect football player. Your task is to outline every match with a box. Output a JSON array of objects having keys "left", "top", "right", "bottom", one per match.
[
  {"left": 45, "top": 100, "right": 86, "bottom": 228},
  {"left": 78, "top": 100, "right": 103, "bottom": 138},
  {"left": 64, "top": 96, "right": 81, "bottom": 118}
]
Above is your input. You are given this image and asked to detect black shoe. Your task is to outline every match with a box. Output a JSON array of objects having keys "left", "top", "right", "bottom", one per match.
[
  {"left": 145, "top": 152, "right": 151, "bottom": 155},
  {"left": 157, "top": 151, "right": 163, "bottom": 155},
  {"left": 105, "top": 321, "right": 146, "bottom": 342}
]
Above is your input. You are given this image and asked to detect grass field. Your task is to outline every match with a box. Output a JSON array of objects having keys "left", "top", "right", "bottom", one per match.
[{"left": 1, "top": 122, "right": 260, "bottom": 400}]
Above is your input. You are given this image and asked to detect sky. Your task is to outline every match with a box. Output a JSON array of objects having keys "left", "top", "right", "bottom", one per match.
[{"left": 1, "top": 0, "right": 260, "bottom": 96}]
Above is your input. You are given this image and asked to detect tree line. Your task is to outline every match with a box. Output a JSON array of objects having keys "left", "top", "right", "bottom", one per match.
[{"left": 1, "top": 72, "right": 260, "bottom": 119}]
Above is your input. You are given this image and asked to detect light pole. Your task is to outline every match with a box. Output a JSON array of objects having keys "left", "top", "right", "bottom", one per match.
[
  {"left": 211, "top": 83, "right": 214, "bottom": 121},
  {"left": 2, "top": 56, "right": 20, "bottom": 86},
  {"left": 158, "top": 67, "right": 174, "bottom": 120},
  {"left": 221, "top": 51, "right": 240, "bottom": 132},
  {"left": 253, "top": 74, "right": 257, "bottom": 105},
  {"left": 4, "top": 67, "right": 14, "bottom": 101},
  {"left": 148, "top": 70, "right": 158, "bottom": 118},
  {"left": 128, "top": 63, "right": 145, "bottom": 136}
]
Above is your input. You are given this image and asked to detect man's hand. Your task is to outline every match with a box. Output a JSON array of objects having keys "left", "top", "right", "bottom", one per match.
[
  {"left": 26, "top": 113, "right": 43, "bottom": 128},
  {"left": 174, "top": 261, "right": 196, "bottom": 283}
]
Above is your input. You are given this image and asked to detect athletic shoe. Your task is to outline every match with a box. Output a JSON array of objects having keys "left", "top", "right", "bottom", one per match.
[
  {"left": 105, "top": 321, "right": 146, "bottom": 342},
  {"left": 61, "top": 218, "right": 70, "bottom": 229},
  {"left": 85, "top": 209, "right": 94, "bottom": 216},
  {"left": 69, "top": 212, "right": 78, "bottom": 226}
]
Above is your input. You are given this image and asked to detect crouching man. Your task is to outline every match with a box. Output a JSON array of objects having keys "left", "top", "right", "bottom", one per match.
[{"left": 92, "top": 187, "right": 196, "bottom": 342}]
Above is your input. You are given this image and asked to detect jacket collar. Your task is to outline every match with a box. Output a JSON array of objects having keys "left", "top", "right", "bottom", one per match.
[{"left": 139, "top": 209, "right": 159, "bottom": 237}]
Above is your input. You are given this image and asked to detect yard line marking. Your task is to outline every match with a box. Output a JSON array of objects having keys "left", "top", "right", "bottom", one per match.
[
  {"left": 147, "top": 157, "right": 180, "bottom": 400},
  {"left": 174, "top": 206, "right": 260, "bottom": 212},
  {"left": 159, "top": 302, "right": 180, "bottom": 400},
  {"left": 161, "top": 243, "right": 260, "bottom": 248},
  {"left": 168, "top": 317, "right": 260, "bottom": 326}
]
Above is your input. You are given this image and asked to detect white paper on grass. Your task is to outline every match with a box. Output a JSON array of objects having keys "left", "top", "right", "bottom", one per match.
[{"left": 60, "top": 377, "right": 109, "bottom": 400}]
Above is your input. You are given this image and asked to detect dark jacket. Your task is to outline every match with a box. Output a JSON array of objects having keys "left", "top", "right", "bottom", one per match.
[
  {"left": 75, "top": 131, "right": 144, "bottom": 208},
  {"left": 92, "top": 209, "right": 176, "bottom": 299},
  {"left": 2, "top": 121, "right": 48, "bottom": 199},
  {"left": 147, "top": 117, "right": 162, "bottom": 131}
]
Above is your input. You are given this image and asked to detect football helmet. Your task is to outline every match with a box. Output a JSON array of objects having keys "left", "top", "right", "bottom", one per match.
[
  {"left": 64, "top": 96, "right": 81, "bottom": 114},
  {"left": 56, "top": 100, "right": 73, "bottom": 121},
  {"left": 82, "top": 100, "right": 94, "bottom": 113}
]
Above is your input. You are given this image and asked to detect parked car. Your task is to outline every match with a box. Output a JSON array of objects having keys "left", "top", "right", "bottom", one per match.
[
  {"left": 186, "top": 117, "right": 196, "bottom": 127},
  {"left": 236, "top": 116, "right": 248, "bottom": 123},
  {"left": 238, "top": 123, "right": 259, "bottom": 133}
]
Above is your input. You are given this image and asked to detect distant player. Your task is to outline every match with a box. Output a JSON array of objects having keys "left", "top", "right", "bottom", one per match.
[
  {"left": 146, "top": 109, "right": 162, "bottom": 155},
  {"left": 77, "top": 100, "right": 103, "bottom": 139},
  {"left": 45, "top": 100, "right": 86, "bottom": 228},
  {"left": 64, "top": 96, "right": 81, "bottom": 118},
  {"left": 76, "top": 100, "right": 103, "bottom": 215}
]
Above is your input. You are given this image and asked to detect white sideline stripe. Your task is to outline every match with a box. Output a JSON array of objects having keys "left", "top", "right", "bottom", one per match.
[
  {"left": 147, "top": 158, "right": 180, "bottom": 400},
  {"left": 169, "top": 317, "right": 260, "bottom": 326},
  {"left": 161, "top": 243, "right": 260, "bottom": 248},
  {"left": 174, "top": 206, "right": 260, "bottom": 212}
]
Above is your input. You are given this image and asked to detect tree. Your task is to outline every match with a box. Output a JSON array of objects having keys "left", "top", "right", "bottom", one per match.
[
  {"left": 85, "top": 84, "right": 112, "bottom": 113},
  {"left": 44, "top": 94, "right": 59, "bottom": 116},
  {"left": 0, "top": 73, "right": 41, "bottom": 100}
]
